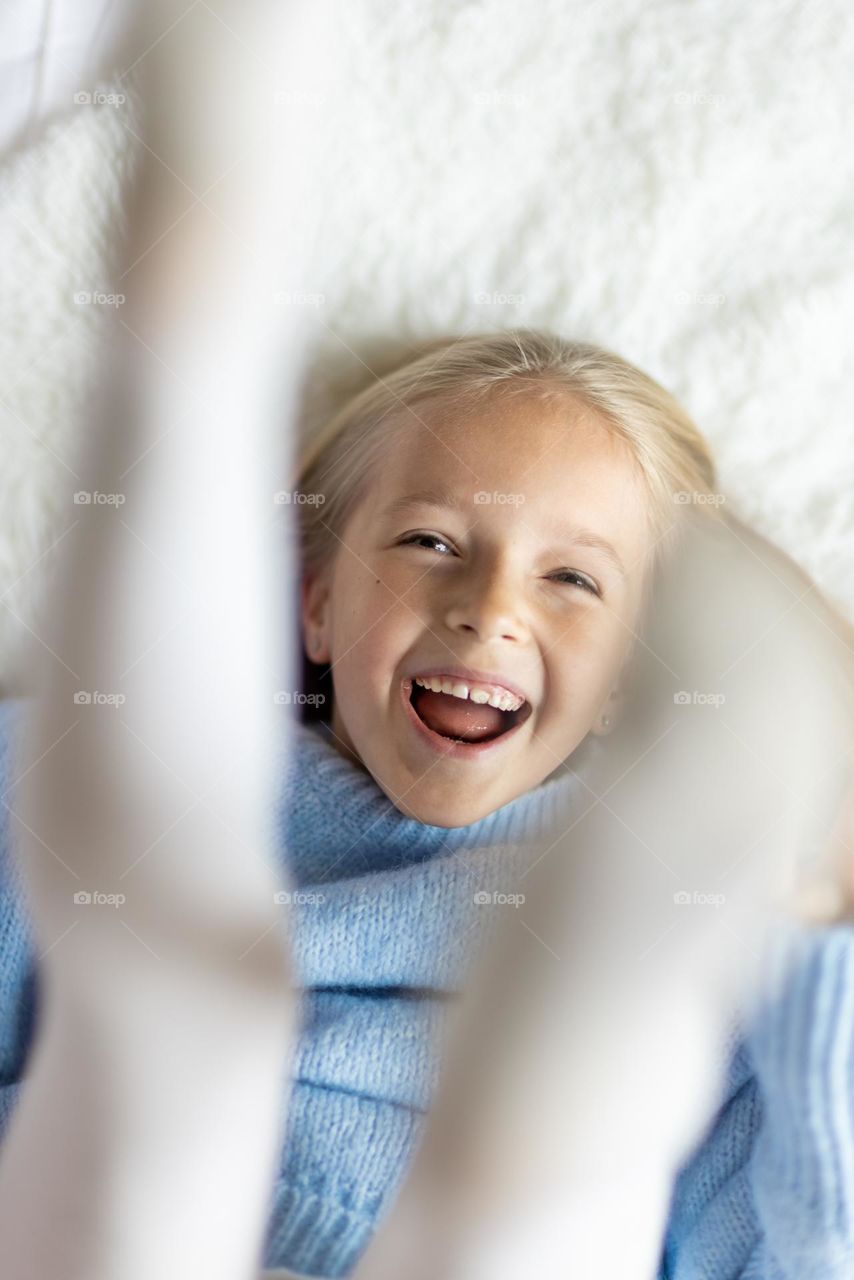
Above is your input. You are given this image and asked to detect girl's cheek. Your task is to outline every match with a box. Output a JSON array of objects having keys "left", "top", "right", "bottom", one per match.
[
  {"left": 367, "top": 561, "right": 408, "bottom": 602},
  {"left": 552, "top": 644, "right": 615, "bottom": 707}
]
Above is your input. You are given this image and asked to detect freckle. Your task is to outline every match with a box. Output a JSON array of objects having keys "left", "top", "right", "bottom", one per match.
[{"left": 375, "top": 578, "right": 380, "bottom": 585}]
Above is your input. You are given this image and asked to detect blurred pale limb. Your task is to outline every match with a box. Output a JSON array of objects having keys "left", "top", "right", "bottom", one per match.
[
  {"left": 0, "top": 3, "right": 333, "bottom": 1278},
  {"left": 355, "top": 511, "right": 853, "bottom": 1280}
]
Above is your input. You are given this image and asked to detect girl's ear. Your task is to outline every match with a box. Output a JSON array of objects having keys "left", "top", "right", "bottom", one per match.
[{"left": 300, "top": 569, "right": 332, "bottom": 664}]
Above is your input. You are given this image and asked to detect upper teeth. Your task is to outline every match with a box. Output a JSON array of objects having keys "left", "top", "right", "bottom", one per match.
[{"left": 413, "top": 675, "right": 524, "bottom": 712}]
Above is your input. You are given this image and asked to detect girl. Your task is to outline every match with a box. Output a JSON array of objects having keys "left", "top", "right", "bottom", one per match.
[
  {"left": 280, "top": 329, "right": 854, "bottom": 1277},
  {"left": 1, "top": 329, "right": 852, "bottom": 1278}
]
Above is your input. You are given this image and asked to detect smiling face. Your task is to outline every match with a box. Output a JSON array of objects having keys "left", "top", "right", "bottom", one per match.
[{"left": 301, "top": 386, "right": 656, "bottom": 826}]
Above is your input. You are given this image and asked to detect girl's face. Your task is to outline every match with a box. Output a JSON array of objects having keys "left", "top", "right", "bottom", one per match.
[{"left": 302, "top": 389, "right": 655, "bottom": 826}]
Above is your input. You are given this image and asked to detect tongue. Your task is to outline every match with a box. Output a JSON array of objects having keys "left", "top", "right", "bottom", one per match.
[{"left": 413, "top": 688, "right": 508, "bottom": 742}]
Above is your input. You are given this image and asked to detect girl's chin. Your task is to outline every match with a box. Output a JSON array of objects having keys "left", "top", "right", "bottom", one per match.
[
  {"left": 393, "top": 792, "right": 501, "bottom": 828},
  {"left": 383, "top": 762, "right": 524, "bottom": 828}
]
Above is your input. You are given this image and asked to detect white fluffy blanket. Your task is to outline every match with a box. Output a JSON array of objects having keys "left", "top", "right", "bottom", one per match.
[{"left": 1, "top": 0, "right": 851, "bottom": 692}]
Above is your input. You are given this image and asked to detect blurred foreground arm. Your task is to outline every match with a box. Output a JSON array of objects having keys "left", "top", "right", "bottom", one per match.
[{"left": 0, "top": 3, "right": 330, "bottom": 1277}]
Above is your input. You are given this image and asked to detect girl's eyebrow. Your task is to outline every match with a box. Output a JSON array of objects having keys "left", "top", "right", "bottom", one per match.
[
  {"left": 380, "top": 489, "right": 466, "bottom": 519},
  {"left": 382, "top": 490, "right": 625, "bottom": 575},
  {"left": 545, "top": 524, "right": 625, "bottom": 575}
]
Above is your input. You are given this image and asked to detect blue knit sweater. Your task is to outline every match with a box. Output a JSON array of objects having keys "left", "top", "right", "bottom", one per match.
[{"left": 1, "top": 699, "right": 853, "bottom": 1278}]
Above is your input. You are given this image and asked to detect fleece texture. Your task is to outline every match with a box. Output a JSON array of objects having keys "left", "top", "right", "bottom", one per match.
[{"left": 0, "top": 1, "right": 852, "bottom": 697}]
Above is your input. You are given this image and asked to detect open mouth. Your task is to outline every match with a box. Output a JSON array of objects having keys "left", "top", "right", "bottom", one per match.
[{"left": 406, "top": 676, "right": 532, "bottom": 745}]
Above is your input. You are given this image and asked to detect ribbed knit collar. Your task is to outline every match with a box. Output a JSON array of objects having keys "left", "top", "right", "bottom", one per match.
[
  {"left": 278, "top": 717, "right": 593, "bottom": 887},
  {"left": 274, "top": 718, "right": 597, "bottom": 991}
]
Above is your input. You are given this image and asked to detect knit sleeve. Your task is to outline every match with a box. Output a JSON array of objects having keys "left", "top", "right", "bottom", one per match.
[{"left": 663, "top": 921, "right": 854, "bottom": 1279}]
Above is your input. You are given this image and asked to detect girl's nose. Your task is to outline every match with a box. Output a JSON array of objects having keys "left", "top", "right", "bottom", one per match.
[{"left": 443, "top": 573, "right": 530, "bottom": 645}]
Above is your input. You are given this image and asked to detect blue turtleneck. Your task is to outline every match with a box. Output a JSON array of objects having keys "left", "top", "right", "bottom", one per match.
[{"left": 2, "top": 701, "right": 854, "bottom": 1278}]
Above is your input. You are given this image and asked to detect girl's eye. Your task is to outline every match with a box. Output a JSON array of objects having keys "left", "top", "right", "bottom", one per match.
[
  {"left": 399, "top": 536, "right": 601, "bottom": 596},
  {"left": 549, "top": 569, "right": 601, "bottom": 597},
  {"left": 399, "top": 532, "right": 455, "bottom": 556}
]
